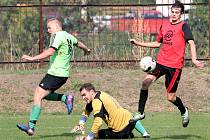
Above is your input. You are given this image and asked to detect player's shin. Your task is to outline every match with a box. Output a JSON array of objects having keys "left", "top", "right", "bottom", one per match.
[
  {"left": 138, "top": 89, "right": 148, "bottom": 114},
  {"left": 29, "top": 105, "right": 41, "bottom": 129},
  {"left": 172, "top": 96, "right": 186, "bottom": 114},
  {"left": 135, "top": 121, "right": 146, "bottom": 135}
]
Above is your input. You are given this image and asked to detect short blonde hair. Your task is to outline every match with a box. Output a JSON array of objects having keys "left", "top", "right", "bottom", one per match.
[{"left": 47, "top": 18, "right": 62, "bottom": 29}]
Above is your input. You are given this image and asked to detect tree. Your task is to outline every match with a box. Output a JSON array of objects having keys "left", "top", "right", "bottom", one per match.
[{"left": 188, "top": 0, "right": 208, "bottom": 58}]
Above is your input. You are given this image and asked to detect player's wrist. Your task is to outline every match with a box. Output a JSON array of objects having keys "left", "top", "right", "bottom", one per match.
[
  {"left": 79, "top": 116, "right": 87, "bottom": 125},
  {"left": 87, "top": 132, "right": 94, "bottom": 140},
  {"left": 192, "top": 59, "right": 197, "bottom": 63}
]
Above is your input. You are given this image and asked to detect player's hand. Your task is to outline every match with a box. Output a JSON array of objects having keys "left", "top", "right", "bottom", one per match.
[
  {"left": 84, "top": 48, "right": 91, "bottom": 56},
  {"left": 75, "top": 135, "right": 88, "bottom": 140},
  {"left": 21, "top": 55, "right": 34, "bottom": 61},
  {"left": 71, "top": 124, "right": 86, "bottom": 135},
  {"left": 193, "top": 60, "right": 205, "bottom": 69}
]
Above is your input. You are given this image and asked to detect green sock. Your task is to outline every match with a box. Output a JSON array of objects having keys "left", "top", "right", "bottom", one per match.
[
  {"left": 44, "top": 92, "right": 65, "bottom": 102},
  {"left": 29, "top": 105, "right": 41, "bottom": 129},
  {"left": 61, "top": 94, "right": 66, "bottom": 103},
  {"left": 135, "top": 121, "right": 147, "bottom": 135}
]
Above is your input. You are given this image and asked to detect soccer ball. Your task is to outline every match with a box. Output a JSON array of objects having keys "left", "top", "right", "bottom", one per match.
[{"left": 140, "top": 56, "right": 156, "bottom": 72}]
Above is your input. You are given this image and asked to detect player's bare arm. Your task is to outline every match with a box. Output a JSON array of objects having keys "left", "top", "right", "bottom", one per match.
[
  {"left": 188, "top": 40, "right": 204, "bottom": 68},
  {"left": 77, "top": 41, "right": 91, "bottom": 55},
  {"left": 129, "top": 39, "right": 161, "bottom": 48},
  {"left": 21, "top": 47, "right": 55, "bottom": 61}
]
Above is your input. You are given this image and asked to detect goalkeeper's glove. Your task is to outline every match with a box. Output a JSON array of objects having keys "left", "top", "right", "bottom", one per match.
[
  {"left": 71, "top": 116, "right": 87, "bottom": 135},
  {"left": 71, "top": 124, "right": 86, "bottom": 135}
]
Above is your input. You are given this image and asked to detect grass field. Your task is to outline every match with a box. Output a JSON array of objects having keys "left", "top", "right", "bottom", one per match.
[
  {"left": 0, "top": 67, "right": 210, "bottom": 139},
  {"left": 0, "top": 112, "right": 210, "bottom": 140}
]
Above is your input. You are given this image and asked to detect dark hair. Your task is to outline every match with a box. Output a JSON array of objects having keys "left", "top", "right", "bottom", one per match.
[
  {"left": 80, "top": 83, "right": 96, "bottom": 92},
  {"left": 171, "top": 0, "right": 184, "bottom": 14}
]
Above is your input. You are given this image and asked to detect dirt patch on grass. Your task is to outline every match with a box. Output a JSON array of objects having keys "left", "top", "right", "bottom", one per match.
[{"left": 0, "top": 67, "right": 210, "bottom": 113}]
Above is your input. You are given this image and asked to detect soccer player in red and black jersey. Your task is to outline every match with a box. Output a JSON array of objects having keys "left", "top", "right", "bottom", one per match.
[{"left": 130, "top": 0, "right": 204, "bottom": 127}]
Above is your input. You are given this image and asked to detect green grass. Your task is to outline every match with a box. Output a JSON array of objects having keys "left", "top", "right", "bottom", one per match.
[{"left": 0, "top": 112, "right": 210, "bottom": 140}]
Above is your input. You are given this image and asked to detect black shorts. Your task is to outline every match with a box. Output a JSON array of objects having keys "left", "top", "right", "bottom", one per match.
[
  {"left": 149, "top": 63, "right": 182, "bottom": 93},
  {"left": 39, "top": 74, "right": 68, "bottom": 91},
  {"left": 98, "top": 121, "right": 135, "bottom": 139}
]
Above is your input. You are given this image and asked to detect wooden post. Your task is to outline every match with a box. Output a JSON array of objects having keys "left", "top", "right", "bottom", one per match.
[{"left": 208, "top": 0, "right": 210, "bottom": 66}]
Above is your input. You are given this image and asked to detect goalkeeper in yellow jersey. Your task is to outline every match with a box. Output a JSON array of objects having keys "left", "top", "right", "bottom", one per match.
[{"left": 71, "top": 83, "right": 150, "bottom": 140}]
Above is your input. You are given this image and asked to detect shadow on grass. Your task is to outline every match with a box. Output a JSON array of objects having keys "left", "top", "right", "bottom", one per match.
[
  {"left": 38, "top": 134, "right": 204, "bottom": 140},
  {"left": 38, "top": 132, "right": 79, "bottom": 139},
  {"left": 152, "top": 134, "right": 203, "bottom": 139}
]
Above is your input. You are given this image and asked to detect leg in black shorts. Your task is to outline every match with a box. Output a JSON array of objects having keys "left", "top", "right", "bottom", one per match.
[{"left": 98, "top": 121, "right": 135, "bottom": 139}]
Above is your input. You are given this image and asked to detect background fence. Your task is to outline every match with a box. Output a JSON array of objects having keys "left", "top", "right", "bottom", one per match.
[{"left": 0, "top": 0, "right": 208, "bottom": 69}]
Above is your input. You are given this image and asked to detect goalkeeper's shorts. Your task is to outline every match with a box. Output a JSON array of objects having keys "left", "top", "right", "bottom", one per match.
[{"left": 97, "top": 121, "right": 135, "bottom": 139}]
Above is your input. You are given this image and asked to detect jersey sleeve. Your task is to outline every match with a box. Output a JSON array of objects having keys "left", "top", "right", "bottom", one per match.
[
  {"left": 92, "top": 99, "right": 103, "bottom": 117},
  {"left": 69, "top": 34, "right": 78, "bottom": 47},
  {"left": 182, "top": 23, "right": 194, "bottom": 42},
  {"left": 49, "top": 33, "right": 62, "bottom": 50},
  {"left": 90, "top": 99, "right": 103, "bottom": 133},
  {"left": 91, "top": 117, "right": 103, "bottom": 134},
  {"left": 81, "top": 102, "right": 93, "bottom": 117},
  {"left": 157, "top": 25, "right": 163, "bottom": 43}
]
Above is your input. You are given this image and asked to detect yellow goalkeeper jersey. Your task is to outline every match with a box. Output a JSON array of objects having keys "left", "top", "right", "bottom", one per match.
[{"left": 82, "top": 91, "right": 133, "bottom": 133}]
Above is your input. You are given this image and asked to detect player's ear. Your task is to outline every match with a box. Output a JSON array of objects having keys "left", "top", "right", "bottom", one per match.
[{"left": 90, "top": 89, "right": 95, "bottom": 96}]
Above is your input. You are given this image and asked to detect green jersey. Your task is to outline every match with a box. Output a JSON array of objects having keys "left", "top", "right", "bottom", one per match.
[{"left": 47, "top": 31, "right": 78, "bottom": 77}]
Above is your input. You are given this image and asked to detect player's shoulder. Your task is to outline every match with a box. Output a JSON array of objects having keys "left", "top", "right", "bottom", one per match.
[
  {"left": 162, "top": 20, "right": 171, "bottom": 26},
  {"left": 92, "top": 91, "right": 106, "bottom": 104},
  {"left": 55, "top": 31, "right": 75, "bottom": 41},
  {"left": 52, "top": 31, "right": 65, "bottom": 40},
  {"left": 99, "top": 91, "right": 111, "bottom": 100},
  {"left": 55, "top": 30, "right": 68, "bottom": 36},
  {"left": 182, "top": 22, "right": 191, "bottom": 31},
  {"left": 92, "top": 98, "right": 102, "bottom": 109},
  {"left": 181, "top": 21, "right": 188, "bottom": 26}
]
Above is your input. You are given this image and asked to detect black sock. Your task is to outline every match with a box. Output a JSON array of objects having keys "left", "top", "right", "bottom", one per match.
[
  {"left": 172, "top": 96, "right": 186, "bottom": 114},
  {"left": 44, "top": 92, "right": 64, "bottom": 101},
  {"left": 57, "top": 94, "right": 63, "bottom": 101},
  {"left": 29, "top": 120, "right": 37, "bottom": 129},
  {"left": 138, "top": 89, "right": 148, "bottom": 114}
]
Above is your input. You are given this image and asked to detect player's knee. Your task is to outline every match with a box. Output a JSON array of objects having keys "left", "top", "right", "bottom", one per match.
[
  {"left": 167, "top": 98, "right": 174, "bottom": 102},
  {"left": 34, "top": 93, "right": 42, "bottom": 102},
  {"left": 34, "top": 89, "right": 43, "bottom": 103},
  {"left": 167, "top": 93, "right": 176, "bottom": 102},
  {"left": 142, "top": 79, "right": 152, "bottom": 89}
]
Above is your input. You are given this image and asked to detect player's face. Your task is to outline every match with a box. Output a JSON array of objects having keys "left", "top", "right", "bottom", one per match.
[
  {"left": 80, "top": 89, "right": 94, "bottom": 103},
  {"left": 170, "top": 8, "right": 182, "bottom": 23},
  {"left": 47, "top": 21, "right": 57, "bottom": 34}
]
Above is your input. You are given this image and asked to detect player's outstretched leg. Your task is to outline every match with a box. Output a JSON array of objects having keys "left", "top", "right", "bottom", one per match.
[
  {"left": 65, "top": 94, "right": 74, "bottom": 114},
  {"left": 181, "top": 107, "right": 190, "bottom": 127}
]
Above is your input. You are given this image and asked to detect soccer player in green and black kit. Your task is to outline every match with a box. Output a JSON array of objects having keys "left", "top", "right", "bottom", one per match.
[{"left": 17, "top": 18, "right": 91, "bottom": 135}]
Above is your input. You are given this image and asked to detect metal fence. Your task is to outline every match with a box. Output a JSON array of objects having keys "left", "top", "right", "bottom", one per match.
[{"left": 0, "top": 0, "right": 208, "bottom": 68}]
